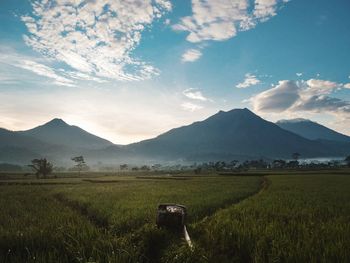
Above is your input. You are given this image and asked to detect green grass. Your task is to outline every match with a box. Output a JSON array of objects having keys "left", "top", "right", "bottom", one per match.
[
  {"left": 185, "top": 174, "right": 350, "bottom": 263},
  {"left": 0, "top": 186, "right": 123, "bottom": 262},
  {"left": 0, "top": 174, "right": 261, "bottom": 262},
  {"left": 1, "top": 172, "right": 349, "bottom": 262}
]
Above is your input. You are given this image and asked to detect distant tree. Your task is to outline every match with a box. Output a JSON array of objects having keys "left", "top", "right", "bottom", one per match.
[
  {"left": 28, "top": 158, "right": 53, "bottom": 179},
  {"left": 292, "top": 152, "right": 301, "bottom": 161},
  {"left": 345, "top": 155, "right": 350, "bottom": 167},
  {"left": 120, "top": 164, "right": 128, "bottom": 170},
  {"left": 230, "top": 160, "right": 239, "bottom": 169},
  {"left": 273, "top": 159, "right": 286, "bottom": 169},
  {"left": 214, "top": 161, "right": 226, "bottom": 171},
  {"left": 287, "top": 160, "right": 299, "bottom": 169},
  {"left": 71, "top": 156, "right": 87, "bottom": 175}
]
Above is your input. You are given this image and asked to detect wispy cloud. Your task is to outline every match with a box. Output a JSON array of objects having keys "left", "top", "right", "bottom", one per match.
[
  {"left": 21, "top": 0, "right": 172, "bottom": 82},
  {"left": 236, "top": 73, "right": 260, "bottom": 88},
  {"left": 181, "top": 102, "right": 203, "bottom": 112},
  {"left": 296, "top": 72, "right": 303, "bottom": 77},
  {"left": 0, "top": 48, "right": 75, "bottom": 87},
  {"left": 181, "top": 49, "right": 202, "bottom": 62},
  {"left": 61, "top": 70, "right": 107, "bottom": 84},
  {"left": 183, "top": 88, "right": 208, "bottom": 101},
  {"left": 17, "top": 60, "right": 76, "bottom": 87}
]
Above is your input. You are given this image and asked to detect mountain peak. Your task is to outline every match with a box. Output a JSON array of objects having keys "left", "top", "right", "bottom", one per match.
[
  {"left": 19, "top": 118, "right": 113, "bottom": 150},
  {"left": 216, "top": 108, "right": 255, "bottom": 116},
  {"left": 229, "top": 107, "right": 254, "bottom": 114},
  {"left": 45, "top": 118, "right": 69, "bottom": 127},
  {"left": 206, "top": 108, "right": 259, "bottom": 124}
]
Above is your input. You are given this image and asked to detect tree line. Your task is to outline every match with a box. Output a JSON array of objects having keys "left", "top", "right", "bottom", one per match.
[{"left": 23, "top": 153, "right": 350, "bottom": 178}]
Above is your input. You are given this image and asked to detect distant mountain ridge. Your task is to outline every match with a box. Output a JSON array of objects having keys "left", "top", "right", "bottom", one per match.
[
  {"left": 276, "top": 119, "right": 350, "bottom": 143},
  {"left": 0, "top": 109, "right": 349, "bottom": 165}
]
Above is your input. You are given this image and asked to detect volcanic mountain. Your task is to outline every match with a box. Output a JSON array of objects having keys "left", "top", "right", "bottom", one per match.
[
  {"left": 18, "top": 118, "right": 113, "bottom": 150},
  {"left": 125, "top": 108, "right": 334, "bottom": 161}
]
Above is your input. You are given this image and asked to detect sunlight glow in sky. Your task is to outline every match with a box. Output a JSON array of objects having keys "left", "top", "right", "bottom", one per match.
[{"left": 0, "top": 0, "right": 350, "bottom": 144}]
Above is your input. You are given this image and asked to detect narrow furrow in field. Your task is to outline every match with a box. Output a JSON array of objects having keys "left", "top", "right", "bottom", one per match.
[{"left": 53, "top": 193, "right": 110, "bottom": 231}]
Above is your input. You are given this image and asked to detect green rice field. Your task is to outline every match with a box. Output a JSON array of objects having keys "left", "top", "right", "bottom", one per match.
[{"left": 0, "top": 171, "right": 349, "bottom": 262}]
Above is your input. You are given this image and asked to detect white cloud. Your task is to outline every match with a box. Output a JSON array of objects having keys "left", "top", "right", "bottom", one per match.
[
  {"left": 306, "top": 78, "right": 337, "bottom": 90},
  {"left": 251, "top": 79, "right": 350, "bottom": 116},
  {"left": 344, "top": 83, "right": 350, "bottom": 89},
  {"left": 254, "top": 0, "right": 278, "bottom": 20},
  {"left": 173, "top": 0, "right": 288, "bottom": 43},
  {"left": 236, "top": 73, "right": 261, "bottom": 88},
  {"left": 183, "top": 88, "right": 208, "bottom": 101},
  {"left": 181, "top": 49, "right": 202, "bottom": 62},
  {"left": 251, "top": 80, "right": 300, "bottom": 112},
  {"left": 21, "top": 0, "right": 172, "bottom": 82},
  {"left": 181, "top": 102, "right": 203, "bottom": 112},
  {"left": 296, "top": 72, "right": 303, "bottom": 77}
]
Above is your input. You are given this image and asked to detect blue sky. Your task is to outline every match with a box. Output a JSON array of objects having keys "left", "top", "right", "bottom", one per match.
[{"left": 0, "top": 0, "right": 350, "bottom": 144}]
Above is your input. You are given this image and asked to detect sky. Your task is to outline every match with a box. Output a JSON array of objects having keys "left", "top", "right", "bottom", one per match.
[{"left": 0, "top": 0, "right": 350, "bottom": 144}]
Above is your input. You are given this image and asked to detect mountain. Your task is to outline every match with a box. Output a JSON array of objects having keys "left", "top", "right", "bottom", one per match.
[
  {"left": 0, "top": 119, "right": 114, "bottom": 164},
  {"left": 0, "top": 127, "right": 85, "bottom": 164},
  {"left": 276, "top": 119, "right": 350, "bottom": 143},
  {"left": 0, "top": 128, "right": 45, "bottom": 163},
  {"left": 125, "top": 108, "right": 334, "bottom": 161},
  {"left": 1, "top": 110, "right": 348, "bottom": 165},
  {"left": 18, "top": 118, "right": 113, "bottom": 150},
  {"left": 0, "top": 127, "right": 49, "bottom": 150}
]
